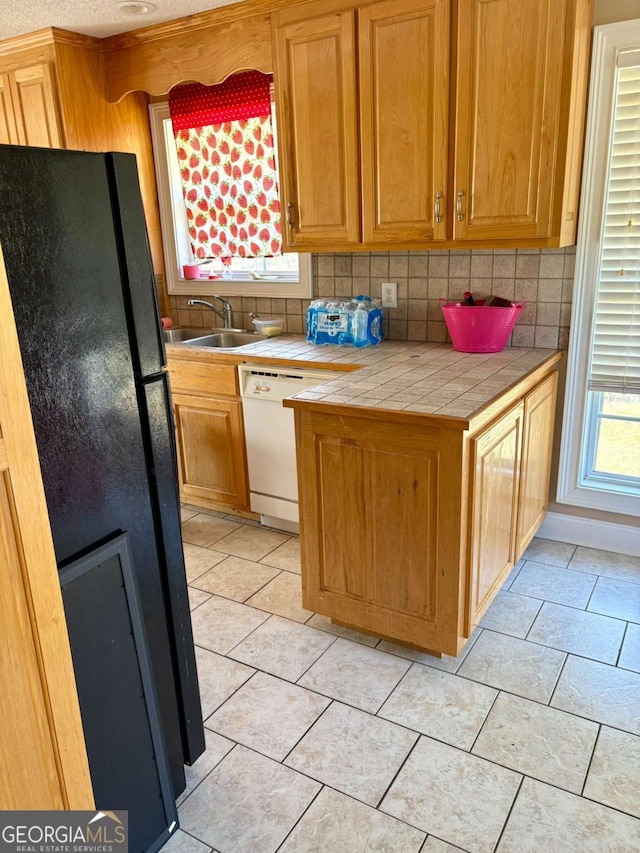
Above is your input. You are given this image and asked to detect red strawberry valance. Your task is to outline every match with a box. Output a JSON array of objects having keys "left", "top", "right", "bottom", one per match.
[
  {"left": 169, "top": 71, "right": 271, "bottom": 129},
  {"left": 169, "top": 72, "right": 282, "bottom": 262}
]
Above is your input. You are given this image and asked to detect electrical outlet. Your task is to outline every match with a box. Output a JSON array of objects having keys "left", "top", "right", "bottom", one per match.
[{"left": 381, "top": 281, "right": 397, "bottom": 308}]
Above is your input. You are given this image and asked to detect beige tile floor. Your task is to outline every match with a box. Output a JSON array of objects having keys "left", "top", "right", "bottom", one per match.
[{"left": 169, "top": 506, "right": 640, "bottom": 853}]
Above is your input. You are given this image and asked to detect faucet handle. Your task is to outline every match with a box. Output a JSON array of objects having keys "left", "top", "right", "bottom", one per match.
[{"left": 213, "top": 294, "right": 234, "bottom": 328}]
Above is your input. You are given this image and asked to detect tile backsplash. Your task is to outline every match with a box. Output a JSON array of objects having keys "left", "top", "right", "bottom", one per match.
[{"left": 168, "top": 247, "right": 575, "bottom": 349}]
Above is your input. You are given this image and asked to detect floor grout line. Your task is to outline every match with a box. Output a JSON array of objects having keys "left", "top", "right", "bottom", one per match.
[
  {"left": 189, "top": 567, "right": 284, "bottom": 604},
  {"left": 374, "top": 733, "right": 422, "bottom": 811},
  {"left": 467, "top": 688, "right": 501, "bottom": 755},
  {"left": 293, "top": 645, "right": 341, "bottom": 688},
  {"left": 584, "top": 573, "right": 600, "bottom": 613},
  {"left": 176, "top": 741, "right": 238, "bottom": 815},
  {"left": 273, "top": 784, "right": 325, "bottom": 852},
  {"left": 278, "top": 699, "right": 336, "bottom": 767},
  {"left": 546, "top": 651, "right": 570, "bottom": 708},
  {"left": 492, "top": 774, "right": 525, "bottom": 852},
  {"left": 615, "top": 621, "right": 630, "bottom": 668},
  {"left": 580, "top": 723, "right": 602, "bottom": 798},
  {"left": 202, "top": 668, "right": 260, "bottom": 728},
  {"left": 467, "top": 621, "right": 628, "bottom": 668}
]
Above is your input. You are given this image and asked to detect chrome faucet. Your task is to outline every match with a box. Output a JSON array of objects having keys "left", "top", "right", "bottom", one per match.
[{"left": 188, "top": 296, "right": 234, "bottom": 329}]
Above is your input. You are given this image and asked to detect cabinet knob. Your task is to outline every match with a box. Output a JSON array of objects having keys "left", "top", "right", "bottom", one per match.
[
  {"left": 287, "top": 201, "right": 295, "bottom": 228},
  {"left": 456, "top": 190, "right": 465, "bottom": 222},
  {"left": 435, "top": 191, "right": 443, "bottom": 223}
]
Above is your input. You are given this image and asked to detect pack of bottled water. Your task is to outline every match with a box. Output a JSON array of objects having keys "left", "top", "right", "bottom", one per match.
[{"left": 306, "top": 295, "right": 383, "bottom": 347}]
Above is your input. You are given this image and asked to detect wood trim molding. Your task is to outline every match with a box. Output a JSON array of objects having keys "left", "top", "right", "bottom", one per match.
[
  {"left": 0, "top": 26, "right": 101, "bottom": 56},
  {"left": 0, "top": 27, "right": 55, "bottom": 57},
  {"left": 104, "top": 11, "right": 274, "bottom": 101},
  {"left": 102, "top": 0, "right": 367, "bottom": 101},
  {"left": 102, "top": 0, "right": 310, "bottom": 50},
  {"left": 49, "top": 28, "right": 104, "bottom": 51}
]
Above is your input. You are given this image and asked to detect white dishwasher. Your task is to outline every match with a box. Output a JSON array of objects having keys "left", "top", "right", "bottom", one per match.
[{"left": 239, "top": 364, "right": 337, "bottom": 531}]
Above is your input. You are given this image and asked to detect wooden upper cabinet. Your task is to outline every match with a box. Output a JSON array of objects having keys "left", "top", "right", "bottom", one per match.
[
  {"left": 10, "top": 63, "right": 63, "bottom": 149},
  {"left": 0, "top": 73, "right": 18, "bottom": 145},
  {"left": 454, "top": 0, "right": 566, "bottom": 241},
  {"left": 272, "top": 0, "right": 590, "bottom": 249},
  {"left": 359, "top": 0, "right": 449, "bottom": 243},
  {"left": 272, "top": 9, "right": 360, "bottom": 248}
]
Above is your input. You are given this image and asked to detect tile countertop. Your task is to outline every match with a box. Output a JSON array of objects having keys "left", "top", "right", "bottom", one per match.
[{"left": 167, "top": 335, "right": 562, "bottom": 424}]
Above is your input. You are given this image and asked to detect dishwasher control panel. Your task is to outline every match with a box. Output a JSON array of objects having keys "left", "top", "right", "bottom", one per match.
[{"left": 239, "top": 367, "right": 338, "bottom": 402}]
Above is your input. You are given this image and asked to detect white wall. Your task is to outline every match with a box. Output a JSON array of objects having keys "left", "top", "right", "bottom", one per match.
[
  {"left": 545, "top": 0, "right": 640, "bottom": 546},
  {"left": 594, "top": 0, "right": 639, "bottom": 26}
]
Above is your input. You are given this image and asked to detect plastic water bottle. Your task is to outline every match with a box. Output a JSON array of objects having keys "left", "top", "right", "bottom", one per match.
[
  {"left": 352, "top": 300, "right": 369, "bottom": 347},
  {"left": 306, "top": 302, "right": 317, "bottom": 342},
  {"left": 370, "top": 310, "right": 382, "bottom": 343}
]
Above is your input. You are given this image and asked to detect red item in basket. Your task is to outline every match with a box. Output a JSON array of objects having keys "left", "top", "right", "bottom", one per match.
[{"left": 439, "top": 299, "right": 525, "bottom": 353}]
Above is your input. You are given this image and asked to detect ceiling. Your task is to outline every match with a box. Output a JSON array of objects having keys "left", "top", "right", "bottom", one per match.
[{"left": 0, "top": 0, "right": 246, "bottom": 41}]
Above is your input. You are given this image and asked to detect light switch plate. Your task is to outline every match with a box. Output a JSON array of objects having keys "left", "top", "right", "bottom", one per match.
[{"left": 381, "top": 282, "right": 398, "bottom": 308}]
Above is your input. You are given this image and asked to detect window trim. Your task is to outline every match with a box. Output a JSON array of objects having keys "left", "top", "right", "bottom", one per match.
[
  {"left": 149, "top": 102, "right": 312, "bottom": 299},
  {"left": 558, "top": 20, "right": 640, "bottom": 516}
]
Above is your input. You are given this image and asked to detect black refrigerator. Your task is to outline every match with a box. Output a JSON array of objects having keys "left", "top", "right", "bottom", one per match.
[{"left": 0, "top": 146, "right": 205, "bottom": 850}]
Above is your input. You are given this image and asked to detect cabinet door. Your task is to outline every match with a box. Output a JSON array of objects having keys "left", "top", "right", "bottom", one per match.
[
  {"left": 273, "top": 9, "right": 360, "bottom": 248},
  {"left": 454, "top": 0, "right": 566, "bottom": 240},
  {"left": 468, "top": 401, "right": 523, "bottom": 629},
  {"left": 296, "top": 409, "right": 464, "bottom": 656},
  {"left": 515, "top": 371, "right": 557, "bottom": 557},
  {"left": 359, "top": 0, "right": 449, "bottom": 243},
  {"left": 0, "top": 73, "right": 18, "bottom": 144},
  {"left": 173, "top": 392, "right": 249, "bottom": 509},
  {"left": 10, "top": 63, "right": 63, "bottom": 148}
]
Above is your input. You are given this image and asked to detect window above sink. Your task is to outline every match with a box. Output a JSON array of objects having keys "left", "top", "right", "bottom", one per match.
[{"left": 149, "top": 100, "right": 312, "bottom": 300}]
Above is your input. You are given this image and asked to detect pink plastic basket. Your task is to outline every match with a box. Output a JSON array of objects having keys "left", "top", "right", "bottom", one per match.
[{"left": 439, "top": 299, "right": 525, "bottom": 353}]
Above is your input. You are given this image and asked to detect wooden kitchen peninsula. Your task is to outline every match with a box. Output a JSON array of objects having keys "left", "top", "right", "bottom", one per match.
[{"left": 282, "top": 343, "right": 562, "bottom": 658}]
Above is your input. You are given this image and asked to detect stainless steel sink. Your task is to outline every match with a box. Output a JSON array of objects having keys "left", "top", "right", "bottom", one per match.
[
  {"left": 163, "top": 327, "right": 210, "bottom": 343},
  {"left": 185, "top": 331, "right": 259, "bottom": 348}
]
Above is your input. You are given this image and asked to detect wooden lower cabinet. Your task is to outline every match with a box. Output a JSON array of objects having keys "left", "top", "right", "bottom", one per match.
[
  {"left": 515, "top": 371, "right": 558, "bottom": 557},
  {"left": 173, "top": 392, "right": 249, "bottom": 510},
  {"left": 167, "top": 356, "right": 249, "bottom": 512},
  {"left": 291, "top": 365, "right": 558, "bottom": 657},
  {"left": 297, "top": 411, "right": 462, "bottom": 654},
  {"left": 468, "top": 401, "right": 523, "bottom": 631}
]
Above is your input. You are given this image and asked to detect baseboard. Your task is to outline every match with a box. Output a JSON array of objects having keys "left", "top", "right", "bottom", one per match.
[{"left": 538, "top": 511, "right": 640, "bottom": 557}]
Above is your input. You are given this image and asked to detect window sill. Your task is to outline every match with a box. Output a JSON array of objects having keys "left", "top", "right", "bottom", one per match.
[
  {"left": 556, "top": 482, "right": 640, "bottom": 517},
  {"left": 167, "top": 269, "right": 312, "bottom": 299}
]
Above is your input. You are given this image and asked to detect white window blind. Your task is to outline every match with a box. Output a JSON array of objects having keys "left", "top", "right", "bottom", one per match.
[{"left": 588, "top": 53, "right": 640, "bottom": 394}]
